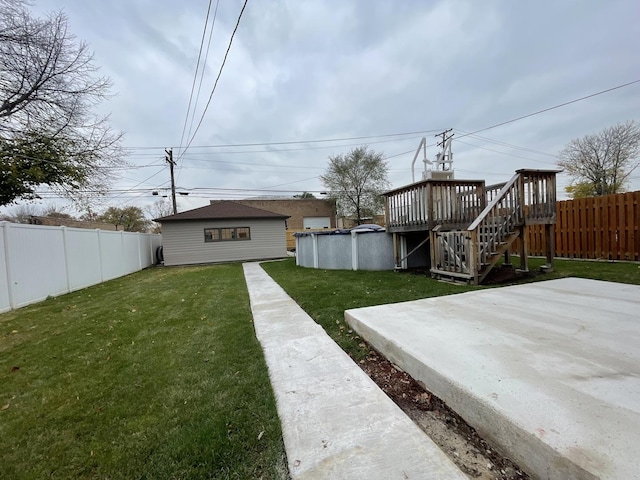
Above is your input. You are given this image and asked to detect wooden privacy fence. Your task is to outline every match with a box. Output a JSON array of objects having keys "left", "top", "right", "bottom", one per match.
[
  {"left": 513, "top": 191, "right": 640, "bottom": 261},
  {"left": 286, "top": 228, "right": 334, "bottom": 250}
]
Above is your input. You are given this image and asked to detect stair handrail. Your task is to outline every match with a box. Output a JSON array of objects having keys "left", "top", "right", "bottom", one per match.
[
  {"left": 429, "top": 172, "right": 522, "bottom": 283},
  {"left": 467, "top": 173, "right": 520, "bottom": 232},
  {"left": 466, "top": 172, "right": 523, "bottom": 278}
]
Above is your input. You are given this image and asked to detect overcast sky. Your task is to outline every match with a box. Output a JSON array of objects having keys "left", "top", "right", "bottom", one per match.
[{"left": 17, "top": 0, "right": 640, "bottom": 215}]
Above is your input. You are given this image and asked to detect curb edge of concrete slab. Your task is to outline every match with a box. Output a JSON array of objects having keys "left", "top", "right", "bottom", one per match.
[{"left": 344, "top": 302, "right": 606, "bottom": 480}]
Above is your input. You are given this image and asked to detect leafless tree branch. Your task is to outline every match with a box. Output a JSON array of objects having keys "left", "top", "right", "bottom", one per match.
[
  {"left": 558, "top": 120, "right": 640, "bottom": 197},
  {"left": 0, "top": 0, "right": 124, "bottom": 205}
]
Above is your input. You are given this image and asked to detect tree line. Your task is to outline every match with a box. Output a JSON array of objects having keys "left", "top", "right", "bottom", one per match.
[{"left": 1, "top": 201, "right": 174, "bottom": 233}]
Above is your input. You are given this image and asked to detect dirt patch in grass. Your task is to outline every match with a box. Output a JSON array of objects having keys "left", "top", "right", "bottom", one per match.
[{"left": 357, "top": 349, "right": 528, "bottom": 480}]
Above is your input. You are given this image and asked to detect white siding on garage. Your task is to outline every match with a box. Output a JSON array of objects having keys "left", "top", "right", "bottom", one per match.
[
  {"left": 161, "top": 218, "right": 287, "bottom": 266},
  {"left": 303, "top": 217, "right": 331, "bottom": 229}
]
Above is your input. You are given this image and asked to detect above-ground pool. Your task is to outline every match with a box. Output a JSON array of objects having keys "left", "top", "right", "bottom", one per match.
[{"left": 294, "top": 229, "right": 394, "bottom": 271}]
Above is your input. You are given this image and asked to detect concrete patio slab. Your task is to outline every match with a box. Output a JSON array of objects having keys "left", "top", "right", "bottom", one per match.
[
  {"left": 345, "top": 277, "right": 640, "bottom": 480},
  {"left": 243, "top": 262, "right": 467, "bottom": 480}
]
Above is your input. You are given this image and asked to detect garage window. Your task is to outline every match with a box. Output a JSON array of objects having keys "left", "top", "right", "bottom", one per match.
[{"left": 204, "top": 227, "right": 251, "bottom": 242}]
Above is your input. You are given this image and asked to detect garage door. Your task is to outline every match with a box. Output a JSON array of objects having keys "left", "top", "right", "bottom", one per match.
[{"left": 303, "top": 217, "right": 331, "bottom": 229}]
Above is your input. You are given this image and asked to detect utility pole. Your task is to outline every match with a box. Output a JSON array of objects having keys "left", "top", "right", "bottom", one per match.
[
  {"left": 434, "top": 129, "right": 454, "bottom": 171},
  {"left": 435, "top": 128, "right": 454, "bottom": 148},
  {"left": 165, "top": 148, "right": 177, "bottom": 215}
]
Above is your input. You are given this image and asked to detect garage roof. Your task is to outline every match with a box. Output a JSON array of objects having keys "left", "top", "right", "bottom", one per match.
[{"left": 155, "top": 201, "right": 290, "bottom": 222}]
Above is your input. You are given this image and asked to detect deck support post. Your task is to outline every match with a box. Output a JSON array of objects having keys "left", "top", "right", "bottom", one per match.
[
  {"left": 393, "top": 233, "right": 399, "bottom": 268},
  {"left": 518, "top": 225, "right": 529, "bottom": 272},
  {"left": 503, "top": 249, "right": 512, "bottom": 268},
  {"left": 542, "top": 223, "right": 555, "bottom": 272}
]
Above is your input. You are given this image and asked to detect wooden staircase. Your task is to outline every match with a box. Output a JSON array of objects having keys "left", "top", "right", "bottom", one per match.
[{"left": 429, "top": 170, "right": 557, "bottom": 284}]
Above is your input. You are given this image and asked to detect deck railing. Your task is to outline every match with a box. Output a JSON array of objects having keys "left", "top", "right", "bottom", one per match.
[
  {"left": 430, "top": 170, "right": 558, "bottom": 283},
  {"left": 384, "top": 179, "right": 485, "bottom": 232},
  {"left": 431, "top": 175, "right": 521, "bottom": 282},
  {"left": 485, "top": 182, "right": 507, "bottom": 203},
  {"left": 518, "top": 169, "right": 557, "bottom": 224}
]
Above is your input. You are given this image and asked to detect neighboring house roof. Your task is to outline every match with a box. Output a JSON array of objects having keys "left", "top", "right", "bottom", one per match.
[{"left": 155, "top": 200, "right": 289, "bottom": 222}]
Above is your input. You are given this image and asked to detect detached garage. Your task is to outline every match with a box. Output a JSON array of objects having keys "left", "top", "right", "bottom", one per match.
[{"left": 156, "top": 201, "right": 289, "bottom": 266}]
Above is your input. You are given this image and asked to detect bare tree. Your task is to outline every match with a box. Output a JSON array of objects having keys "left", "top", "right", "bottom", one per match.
[
  {"left": 321, "top": 146, "right": 390, "bottom": 225},
  {"left": 146, "top": 200, "right": 174, "bottom": 233},
  {"left": 42, "top": 203, "right": 73, "bottom": 219},
  {"left": 0, "top": 0, "right": 124, "bottom": 206},
  {"left": 559, "top": 121, "right": 640, "bottom": 198},
  {"left": 5, "top": 203, "right": 41, "bottom": 223}
]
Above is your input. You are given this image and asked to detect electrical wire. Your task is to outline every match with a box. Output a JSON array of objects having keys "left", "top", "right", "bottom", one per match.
[
  {"left": 177, "top": 0, "right": 214, "bottom": 157},
  {"left": 28, "top": 143, "right": 415, "bottom": 200},
  {"left": 184, "top": 0, "right": 221, "bottom": 155},
  {"left": 177, "top": 0, "right": 222, "bottom": 188},
  {"left": 180, "top": 0, "right": 249, "bottom": 160},
  {"left": 457, "top": 79, "right": 640, "bottom": 138},
  {"left": 109, "top": 167, "right": 167, "bottom": 202},
  {"left": 454, "top": 129, "right": 558, "bottom": 158},
  {"left": 455, "top": 139, "right": 558, "bottom": 166},
  {"left": 177, "top": 134, "right": 424, "bottom": 159},
  {"left": 29, "top": 79, "right": 640, "bottom": 205},
  {"left": 124, "top": 128, "right": 442, "bottom": 151}
]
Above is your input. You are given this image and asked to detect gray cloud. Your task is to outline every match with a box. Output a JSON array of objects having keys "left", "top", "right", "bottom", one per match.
[{"left": 13, "top": 0, "right": 640, "bottom": 214}]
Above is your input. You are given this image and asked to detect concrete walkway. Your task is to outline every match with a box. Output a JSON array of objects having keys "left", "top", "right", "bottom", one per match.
[
  {"left": 345, "top": 278, "right": 640, "bottom": 480},
  {"left": 243, "top": 262, "right": 467, "bottom": 480}
]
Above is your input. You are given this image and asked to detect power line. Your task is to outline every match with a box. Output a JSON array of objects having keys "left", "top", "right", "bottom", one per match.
[
  {"left": 112, "top": 146, "right": 413, "bottom": 199},
  {"left": 458, "top": 79, "right": 640, "bottom": 138},
  {"left": 179, "top": 129, "right": 438, "bottom": 150},
  {"left": 37, "top": 82, "right": 639, "bottom": 203},
  {"left": 177, "top": 0, "right": 221, "bottom": 189},
  {"left": 122, "top": 128, "right": 444, "bottom": 150},
  {"left": 36, "top": 185, "right": 325, "bottom": 195},
  {"left": 454, "top": 130, "right": 558, "bottom": 158},
  {"left": 175, "top": 148, "right": 413, "bottom": 173},
  {"left": 109, "top": 167, "right": 167, "bottom": 203},
  {"left": 176, "top": 134, "right": 425, "bottom": 158},
  {"left": 184, "top": 0, "right": 221, "bottom": 156},
  {"left": 180, "top": 0, "right": 249, "bottom": 160},
  {"left": 177, "top": 0, "right": 214, "bottom": 158},
  {"left": 384, "top": 149, "right": 416, "bottom": 160},
  {"left": 182, "top": 161, "right": 323, "bottom": 170},
  {"left": 457, "top": 169, "right": 512, "bottom": 177},
  {"left": 252, "top": 176, "right": 322, "bottom": 189},
  {"left": 255, "top": 149, "right": 420, "bottom": 191},
  {"left": 455, "top": 139, "right": 558, "bottom": 166},
  {"left": 41, "top": 145, "right": 414, "bottom": 199}
]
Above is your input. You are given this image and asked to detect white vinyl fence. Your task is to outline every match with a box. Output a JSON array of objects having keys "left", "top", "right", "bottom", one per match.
[{"left": 0, "top": 222, "right": 162, "bottom": 313}]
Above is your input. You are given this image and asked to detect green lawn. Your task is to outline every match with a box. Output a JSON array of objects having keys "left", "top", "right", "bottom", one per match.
[
  {"left": 262, "top": 257, "right": 640, "bottom": 361},
  {"left": 0, "top": 264, "right": 288, "bottom": 480},
  {"left": 2, "top": 257, "right": 637, "bottom": 478}
]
